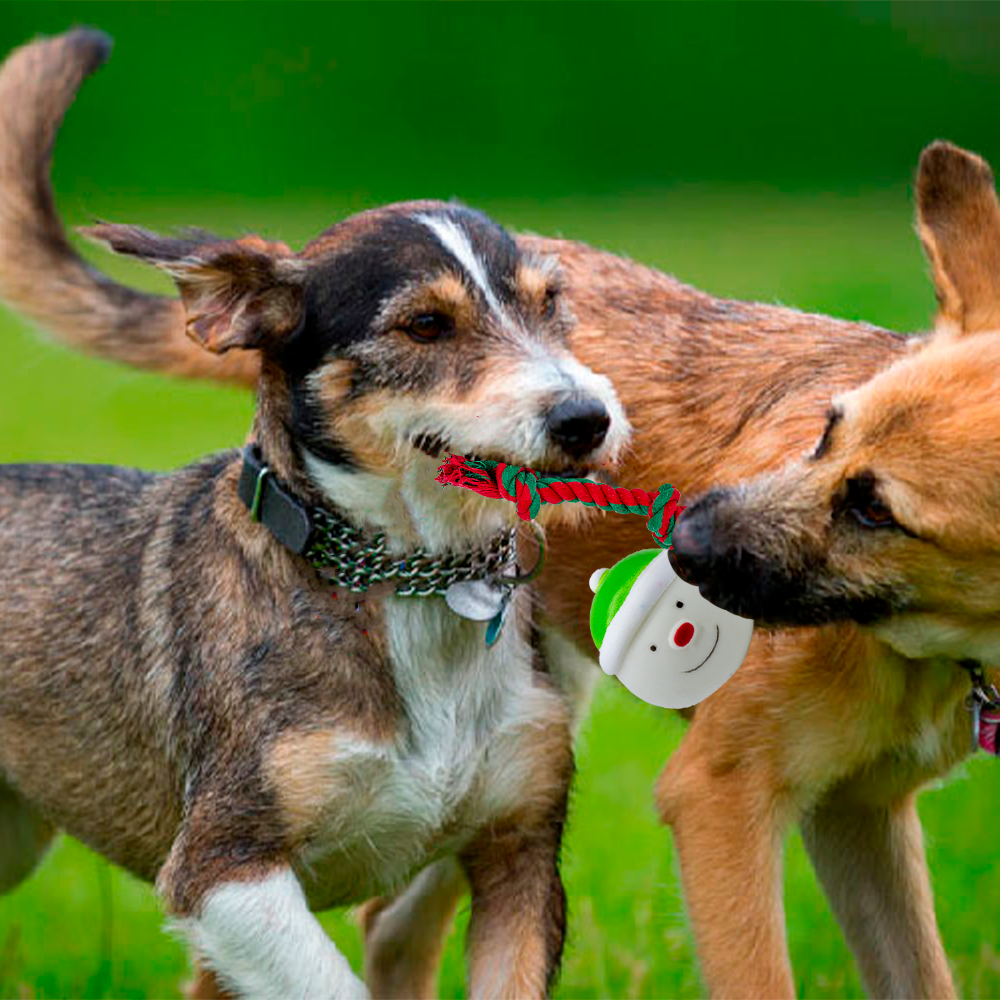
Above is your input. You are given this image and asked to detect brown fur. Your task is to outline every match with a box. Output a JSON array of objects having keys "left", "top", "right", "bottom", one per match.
[{"left": 2, "top": 27, "right": 994, "bottom": 1000}]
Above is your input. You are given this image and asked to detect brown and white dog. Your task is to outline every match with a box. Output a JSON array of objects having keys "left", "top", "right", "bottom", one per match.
[
  {"left": 2, "top": 26, "right": 996, "bottom": 1000},
  {"left": 0, "top": 29, "right": 632, "bottom": 1000}
]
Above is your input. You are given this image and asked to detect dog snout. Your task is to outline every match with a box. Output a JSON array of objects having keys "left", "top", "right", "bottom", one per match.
[
  {"left": 545, "top": 397, "right": 610, "bottom": 459},
  {"left": 668, "top": 491, "right": 760, "bottom": 619}
]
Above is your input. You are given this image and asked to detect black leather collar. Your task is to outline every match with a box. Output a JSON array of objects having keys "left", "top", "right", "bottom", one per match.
[{"left": 237, "top": 444, "right": 314, "bottom": 554}]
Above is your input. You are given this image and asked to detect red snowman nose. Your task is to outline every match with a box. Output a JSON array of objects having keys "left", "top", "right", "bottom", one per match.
[{"left": 673, "top": 621, "right": 695, "bottom": 647}]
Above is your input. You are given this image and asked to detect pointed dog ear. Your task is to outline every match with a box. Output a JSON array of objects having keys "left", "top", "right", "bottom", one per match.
[
  {"left": 916, "top": 141, "right": 1000, "bottom": 335},
  {"left": 81, "top": 225, "right": 306, "bottom": 353}
]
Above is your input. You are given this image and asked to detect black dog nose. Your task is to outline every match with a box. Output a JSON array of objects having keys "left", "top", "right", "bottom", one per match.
[
  {"left": 545, "top": 397, "right": 610, "bottom": 459},
  {"left": 668, "top": 493, "right": 726, "bottom": 586}
]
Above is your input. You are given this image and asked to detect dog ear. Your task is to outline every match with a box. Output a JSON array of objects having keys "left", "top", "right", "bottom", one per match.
[
  {"left": 80, "top": 224, "right": 305, "bottom": 353},
  {"left": 916, "top": 141, "right": 1000, "bottom": 335}
]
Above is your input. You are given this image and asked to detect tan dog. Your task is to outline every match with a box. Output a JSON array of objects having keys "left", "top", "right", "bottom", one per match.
[{"left": 1, "top": 26, "right": 992, "bottom": 1000}]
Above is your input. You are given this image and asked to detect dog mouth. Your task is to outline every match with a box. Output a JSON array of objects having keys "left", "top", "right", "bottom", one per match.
[
  {"left": 412, "top": 432, "right": 595, "bottom": 481},
  {"left": 682, "top": 625, "right": 720, "bottom": 673}
]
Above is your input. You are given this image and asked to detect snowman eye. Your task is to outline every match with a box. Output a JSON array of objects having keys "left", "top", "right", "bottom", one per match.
[
  {"left": 650, "top": 644, "right": 657, "bottom": 651},
  {"left": 676, "top": 601, "right": 684, "bottom": 608}
]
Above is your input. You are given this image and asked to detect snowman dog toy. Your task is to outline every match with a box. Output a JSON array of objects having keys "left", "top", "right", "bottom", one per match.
[
  {"left": 589, "top": 549, "right": 753, "bottom": 709},
  {"left": 436, "top": 456, "right": 755, "bottom": 708}
]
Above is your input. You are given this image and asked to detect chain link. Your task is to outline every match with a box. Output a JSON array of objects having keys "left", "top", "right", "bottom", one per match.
[{"left": 305, "top": 509, "right": 517, "bottom": 596}]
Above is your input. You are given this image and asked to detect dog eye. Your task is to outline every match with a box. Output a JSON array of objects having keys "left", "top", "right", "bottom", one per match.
[
  {"left": 844, "top": 475, "right": 897, "bottom": 529},
  {"left": 405, "top": 313, "right": 453, "bottom": 343},
  {"left": 542, "top": 287, "right": 559, "bottom": 320},
  {"left": 852, "top": 498, "right": 896, "bottom": 529}
]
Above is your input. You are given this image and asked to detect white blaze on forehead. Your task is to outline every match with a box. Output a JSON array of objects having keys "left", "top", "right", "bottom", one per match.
[{"left": 416, "top": 212, "right": 507, "bottom": 320}]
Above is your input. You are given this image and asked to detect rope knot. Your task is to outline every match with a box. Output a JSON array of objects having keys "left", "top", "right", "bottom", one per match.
[
  {"left": 646, "top": 483, "right": 682, "bottom": 549},
  {"left": 497, "top": 464, "right": 542, "bottom": 521}
]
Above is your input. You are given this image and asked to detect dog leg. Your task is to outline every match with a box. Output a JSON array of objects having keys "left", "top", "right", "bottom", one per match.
[
  {"left": 657, "top": 747, "right": 796, "bottom": 999},
  {"left": 0, "top": 779, "right": 55, "bottom": 894},
  {"left": 460, "top": 816, "right": 567, "bottom": 1000},
  {"left": 358, "top": 857, "right": 467, "bottom": 999},
  {"left": 801, "top": 789, "right": 955, "bottom": 999},
  {"left": 166, "top": 864, "right": 368, "bottom": 1000}
]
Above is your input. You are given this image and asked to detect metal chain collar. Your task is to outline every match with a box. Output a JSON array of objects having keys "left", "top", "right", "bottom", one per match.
[{"left": 305, "top": 507, "right": 518, "bottom": 597}]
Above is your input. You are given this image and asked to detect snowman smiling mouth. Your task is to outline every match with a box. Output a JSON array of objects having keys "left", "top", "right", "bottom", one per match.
[{"left": 682, "top": 624, "right": 720, "bottom": 673}]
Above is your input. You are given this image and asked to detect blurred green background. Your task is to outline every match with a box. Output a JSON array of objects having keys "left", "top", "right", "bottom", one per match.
[{"left": 3, "top": 3, "right": 1000, "bottom": 998}]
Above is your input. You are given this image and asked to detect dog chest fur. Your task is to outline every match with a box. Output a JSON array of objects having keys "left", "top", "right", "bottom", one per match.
[{"left": 268, "top": 589, "right": 569, "bottom": 909}]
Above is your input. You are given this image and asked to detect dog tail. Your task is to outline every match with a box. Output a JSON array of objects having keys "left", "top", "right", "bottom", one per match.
[{"left": 0, "top": 29, "right": 258, "bottom": 386}]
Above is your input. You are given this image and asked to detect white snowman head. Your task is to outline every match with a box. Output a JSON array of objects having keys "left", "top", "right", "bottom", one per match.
[{"left": 588, "top": 549, "right": 754, "bottom": 709}]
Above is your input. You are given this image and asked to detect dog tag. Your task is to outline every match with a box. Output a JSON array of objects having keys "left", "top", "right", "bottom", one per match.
[
  {"left": 485, "top": 590, "right": 511, "bottom": 647},
  {"left": 973, "top": 698, "right": 1000, "bottom": 755},
  {"left": 445, "top": 579, "right": 507, "bottom": 622}
]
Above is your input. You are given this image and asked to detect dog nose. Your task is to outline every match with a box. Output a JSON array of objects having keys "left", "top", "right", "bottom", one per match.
[
  {"left": 545, "top": 397, "right": 610, "bottom": 459},
  {"left": 671, "top": 621, "right": 695, "bottom": 648},
  {"left": 669, "top": 505, "right": 716, "bottom": 586}
]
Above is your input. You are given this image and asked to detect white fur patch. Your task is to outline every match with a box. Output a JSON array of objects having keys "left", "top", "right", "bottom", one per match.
[
  {"left": 416, "top": 213, "right": 506, "bottom": 320},
  {"left": 302, "top": 449, "right": 419, "bottom": 546},
  {"left": 294, "top": 590, "right": 554, "bottom": 904},
  {"left": 182, "top": 868, "right": 368, "bottom": 999}
]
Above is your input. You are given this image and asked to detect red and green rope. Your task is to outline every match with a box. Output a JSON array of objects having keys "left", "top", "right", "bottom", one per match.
[{"left": 435, "top": 455, "right": 685, "bottom": 549}]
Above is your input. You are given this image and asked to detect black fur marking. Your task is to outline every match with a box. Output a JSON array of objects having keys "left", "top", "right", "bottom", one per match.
[
  {"left": 241, "top": 640, "right": 274, "bottom": 688},
  {"left": 811, "top": 406, "right": 844, "bottom": 461},
  {"left": 287, "top": 377, "right": 357, "bottom": 469},
  {"left": 169, "top": 463, "right": 222, "bottom": 549},
  {"left": 526, "top": 590, "right": 551, "bottom": 676}
]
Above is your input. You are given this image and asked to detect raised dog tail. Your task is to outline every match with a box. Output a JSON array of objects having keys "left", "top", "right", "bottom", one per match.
[{"left": 0, "top": 29, "right": 258, "bottom": 387}]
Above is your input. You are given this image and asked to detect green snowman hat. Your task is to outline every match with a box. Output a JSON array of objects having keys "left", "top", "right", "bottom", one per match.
[{"left": 588, "top": 549, "right": 678, "bottom": 677}]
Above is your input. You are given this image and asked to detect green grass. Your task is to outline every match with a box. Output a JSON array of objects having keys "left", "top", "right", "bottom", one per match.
[{"left": 3, "top": 191, "right": 1000, "bottom": 999}]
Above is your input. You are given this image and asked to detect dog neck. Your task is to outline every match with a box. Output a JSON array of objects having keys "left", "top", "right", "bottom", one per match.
[
  {"left": 301, "top": 449, "right": 511, "bottom": 555},
  {"left": 247, "top": 365, "right": 514, "bottom": 555}
]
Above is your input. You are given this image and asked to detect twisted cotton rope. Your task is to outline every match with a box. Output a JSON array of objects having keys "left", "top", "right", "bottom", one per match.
[{"left": 436, "top": 455, "right": 685, "bottom": 549}]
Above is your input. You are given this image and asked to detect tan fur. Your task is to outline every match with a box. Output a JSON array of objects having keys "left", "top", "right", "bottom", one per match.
[
  {"left": 358, "top": 859, "right": 467, "bottom": 1000},
  {"left": 515, "top": 259, "right": 559, "bottom": 314},
  {"left": 405, "top": 271, "right": 477, "bottom": 326},
  {"left": 266, "top": 729, "right": 367, "bottom": 847}
]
